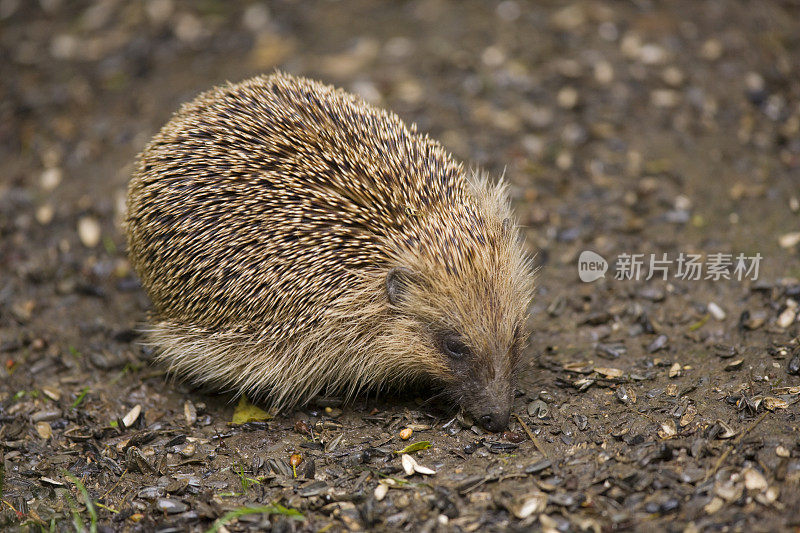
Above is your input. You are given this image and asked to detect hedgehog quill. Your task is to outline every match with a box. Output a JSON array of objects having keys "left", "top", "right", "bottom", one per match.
[{"left": 125, "top": 73, "right": 534, "bottom": 431}]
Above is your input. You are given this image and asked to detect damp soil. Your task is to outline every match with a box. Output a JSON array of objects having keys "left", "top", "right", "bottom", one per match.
[{"left": 2, "top": 1, "right": 800, "bottom": 531}]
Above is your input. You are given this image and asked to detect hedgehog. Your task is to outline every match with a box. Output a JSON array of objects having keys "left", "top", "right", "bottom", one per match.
[{"left": 125, "top": 72, "right": 534, "bottom": 432}]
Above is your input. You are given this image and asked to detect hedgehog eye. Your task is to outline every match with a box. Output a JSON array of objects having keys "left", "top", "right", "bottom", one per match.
[{"left": 440, "top": 334, "right": 470, "bottom": 360}]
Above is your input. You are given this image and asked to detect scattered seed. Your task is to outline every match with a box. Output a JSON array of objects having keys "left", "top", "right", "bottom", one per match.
[
  {"left": 77, "top": 216, "right": 101, "bottom": 248},
  {"left": 524, "top": 459, "right": 552, "bottom": 474},
  {"left": 596, "top": 343, "right": 625, "bottom": 359},
  {"left": 763, "top": 397, "right": 788, "bottom": 411},
  {"left": 649, "top": 335, "right": 668, "bottom": 353},
  {"left": 679, "top": 404, "right": 697, "bottom": 427},
  {"left": 36, "top": 421, "right": 52, "bottom": 439},
  {"left": 41, "top": 386, "right": 61, "bottom": 401},
  {"left": 712, "top": 420, "right": 737, "bottom": 439},
  {"left": 123, "top": 404, "right": 142, "bottom": 427},
  {"left": 527, "top": 399, "right": 548, "bottom": 418},
  {"left": 374, "top": 483, "right": 389, "bottom": 501},
  {"left": 40, "top": 167, "right": 62, "bottom": 190},
  {"left": 298, "top": 480, "right": 328, "bottom": 497},
  {"left": 668, "top": 362, "right": 682, "bottom": 378},
  {"left": 32, "top": 410, "right": 61, "bottom": 423},
  {"left": 400, "top": 453, "right": 435, "bottom": 475},
  {"left": 788, "top": 351, "right": 800, "bottom": 375},
  {"left": 596, "top": 367, "right": 623, "bottom": 378},
  {"left": 324, "top": 406, "right": 342, "bottom": 417},
  {"left": 165, "top": 478, "right": 189, "bottom": 494},
  {"left": 290, "top": 453, "right": 303, "bottom": 477},
  {"left": 777, "top": 307, "right": 797, "bottom": 329},
  {"left": 183, "top": 401, "right": 197, "bottom": 426},
  {"left": 179, "top": 442, "right": 195, "bottom": 458},
  {"left": 658, "top": 420, "right": 677, "bottom": 439},
  {"left": 778, "top": 232, "right": 800, "bottom": 249},
  {"left": 724, "top": 359, "right": 743, "bottom": 371},
  {"left": 616, "top": 385, "right": 636, "bottom": 405},
  {"left": 511, "top": 491, "right": 547, "bottom": 519},
  {"left": 401, "top": 453, "right": 416, "bottom": 475},
  {"left": 756, "top": 486, "right": 780, "bottom": 505},
  {"left": 743, "top": 468, "right": 768, "bottom": 491},
  {"left": 399, "top": 428, "right": 413, "bottom": 440},
  {"left": 156, "top": 498, "right": 188, "bottom": 514},
  {"left": 707, "top": 302, "right": 726, "bottom": 320}
]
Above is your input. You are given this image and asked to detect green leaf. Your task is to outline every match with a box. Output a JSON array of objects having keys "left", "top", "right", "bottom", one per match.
[
  {"left": 231, "top": 395, "right": 272, "bottom": 425},
  {"left": 395, "top": 440, "right": 431, "bottom": 454}
]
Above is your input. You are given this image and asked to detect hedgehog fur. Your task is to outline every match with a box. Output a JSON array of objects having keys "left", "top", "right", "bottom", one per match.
[{"left": 125, "top": 72, "right": 534, "bottom": 431}]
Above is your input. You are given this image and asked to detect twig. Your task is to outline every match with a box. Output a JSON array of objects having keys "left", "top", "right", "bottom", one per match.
[
  {"left": 100, "top": 468, "right": 128, "bottom": 501},
  {"left": 514, "top": 414, "right": 549, "bottom": 459}
]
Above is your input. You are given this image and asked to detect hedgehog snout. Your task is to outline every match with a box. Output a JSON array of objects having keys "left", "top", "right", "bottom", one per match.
[
  {"left": 475, "top": 378, "right": 513, "bottom": 432},
  {"left": 455, "top": 370, "right": 513, "bottom": 433}
]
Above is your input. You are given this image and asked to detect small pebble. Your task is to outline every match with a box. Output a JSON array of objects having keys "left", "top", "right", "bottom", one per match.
[{"left": 399, "top": 428, "right": 413, "bottom": 440}]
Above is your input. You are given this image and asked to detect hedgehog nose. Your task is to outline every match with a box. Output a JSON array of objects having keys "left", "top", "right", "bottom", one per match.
[{"left": 479, "top": 411, "right": 509, "bottom": 433}]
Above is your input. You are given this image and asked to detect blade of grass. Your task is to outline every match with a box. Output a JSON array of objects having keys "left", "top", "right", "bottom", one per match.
[
  {"left": 205, "top": 505, "right": 303, "bottom": 533},
  {"left": 63, "top": 471, "right": 97, "bottom": 533},
  {"left": 71, "top": 387, "right": 89, "bottom": 409}
]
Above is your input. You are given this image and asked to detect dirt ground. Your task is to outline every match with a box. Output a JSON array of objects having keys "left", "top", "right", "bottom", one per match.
[{"left": 2, "top": 1, "right": 800, "bottom": 531}]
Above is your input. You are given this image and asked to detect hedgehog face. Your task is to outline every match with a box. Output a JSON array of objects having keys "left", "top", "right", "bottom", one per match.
[
  {"left": 431, "top": 325, "right": 523, "bottom": 432},
  {"left": 386, "top": 265, "right": 528, "bottom": 432}
]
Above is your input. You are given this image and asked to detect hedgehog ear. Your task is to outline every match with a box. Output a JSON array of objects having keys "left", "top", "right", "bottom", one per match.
[
  {"left": 386, "top": 267, "right": 418, "bottom": 306},
  {"left": 502, "top": 218, "right": 512, "bottom": 236}
]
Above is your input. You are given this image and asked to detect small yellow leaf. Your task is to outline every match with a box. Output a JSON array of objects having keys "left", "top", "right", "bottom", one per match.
[
  {"left": 395, "top": 441, "right": 431, "bottom": 454},
  {"left": 232, "top": 395, "right": 272, "bottom": 425}
]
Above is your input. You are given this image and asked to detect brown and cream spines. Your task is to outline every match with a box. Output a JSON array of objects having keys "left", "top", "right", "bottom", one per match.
[{"left": 125, "top": 72, "right": 534, "bottom": 431}]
